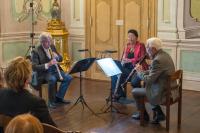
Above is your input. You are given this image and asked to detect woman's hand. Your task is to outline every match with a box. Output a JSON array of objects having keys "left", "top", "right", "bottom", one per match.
[
  {"left": 135, "top": 64, "right": 143, "bottom": 72},
  {"left": 122, "top": 58, "right": 131, "bottom": 63}
]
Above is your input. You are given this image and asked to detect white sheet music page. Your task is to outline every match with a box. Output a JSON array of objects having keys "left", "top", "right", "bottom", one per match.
[{"left": 96, "top": 58, "right": 122, "bottom": 77}]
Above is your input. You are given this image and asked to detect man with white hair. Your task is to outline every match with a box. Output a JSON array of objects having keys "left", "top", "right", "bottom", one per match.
[
  {"left": 131, "top": 37, "right": 175, "bottom": 124},
  {"left": 31, "top": 32, "right": 72, "bottom": 108}
]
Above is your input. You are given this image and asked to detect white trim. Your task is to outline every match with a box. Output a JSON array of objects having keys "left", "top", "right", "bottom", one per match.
[{"left": 70, "top": 0, "right": 84, "bottom": 28}]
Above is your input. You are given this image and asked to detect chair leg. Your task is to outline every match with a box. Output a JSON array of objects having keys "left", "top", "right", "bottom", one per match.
[
  {"left": 39, "top": 88, "right": 42, "bottom": 97},
  {"left": 166, "top": 106, "right": 170, "bottom": 131},
  {"left": 178, "top": 100, "right": 182, "bottom": 129},
  {"left": 124, "top": 86, "right": 127, "bottom": 98},
  {"left": 140, "top": 98, "right": 145, "bottom": 126}
]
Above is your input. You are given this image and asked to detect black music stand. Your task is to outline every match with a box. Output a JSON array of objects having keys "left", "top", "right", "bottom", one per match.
[
  {"left": 96, "top": 58, "right": 125, "bottom": 114},
  {"left": 66, "top": 58, "right": 97, "bottom": 115}
]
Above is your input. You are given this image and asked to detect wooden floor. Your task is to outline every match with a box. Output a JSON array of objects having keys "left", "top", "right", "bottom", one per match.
[{"left": 49, "top": 78, "right": 200, "bottom": 133}]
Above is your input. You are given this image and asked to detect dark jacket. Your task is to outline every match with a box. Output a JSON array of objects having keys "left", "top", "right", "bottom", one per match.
[
  {"left": 31, "top": 44, "right": 63, "bottom": 86},
  {"left": 0, "top": 88, "right": 56, "bottom": 126}
]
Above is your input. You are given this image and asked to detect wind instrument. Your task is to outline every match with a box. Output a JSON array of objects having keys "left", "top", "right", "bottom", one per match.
[
  {"left": 120, "top": 54, "right": 147, "bottom": 88},
  {"left": 49, "top": 47, "right": 63, "bottom": 80},
  {"left": 113, "top": 45, "right": 126, "bottom": 97}
]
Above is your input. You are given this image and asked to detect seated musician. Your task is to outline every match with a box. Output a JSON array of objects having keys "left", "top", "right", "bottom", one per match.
[
  {"left": 0, "top": 57, "right": 56, "bottom": 127},
  {"left": 132, "top": 37, "right": 175, "bottom": 124},
  {"left": 31, "top": 32, "right": 72, "bottom": 108},
  {"left": 111, "top": 29, "right": 148, "bottom": 100}
]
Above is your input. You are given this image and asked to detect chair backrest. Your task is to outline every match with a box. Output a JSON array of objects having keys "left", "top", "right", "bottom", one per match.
[
  {"left": 165, "top": 70, "right": 183, "bottom": 105},
  {"left": 0, "top": 114, "right": 12, "bottom": 131},
  {"left": 42, "top": 123, "right": 81, "bottom": 133},
  {"left": 42, "top": 123, "right": 66, "bottom": 133}
]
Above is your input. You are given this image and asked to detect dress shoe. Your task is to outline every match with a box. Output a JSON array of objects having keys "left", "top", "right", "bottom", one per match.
[
  {"left": 48, "top": 102, "right": 57, "bottom": 109},
  {"left": 131, "top": 111, "right": 149, "bottom": 121},
  {"left": 151, "top": 106, "right": 166, "bottom": 124},
  {"left": 55, "top": 97, "right": 71, "bottom": 104},
  {"left": 151, "top": 114, "right": 166, "bottom": 124}
]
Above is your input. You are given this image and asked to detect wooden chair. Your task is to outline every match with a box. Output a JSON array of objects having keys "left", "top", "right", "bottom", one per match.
[
  {"left": 140, "top": 70, "right": 183, "bottom": 131},
  {"left": 0, "top": 114, "right": 12, "bottom": 132},
  {"left": 42, "top": 123, "right": 81, "bottom": 133},
  {"left": 33, "top": 81, "right": 57, "bottom": 98}
]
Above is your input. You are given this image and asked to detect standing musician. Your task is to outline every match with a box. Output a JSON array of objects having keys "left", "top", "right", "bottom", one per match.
[
  {"left": 111, "top": 29, "right": 148, "bottom": 100},
  {"left": 31, "top": 32, "right": 72, "bottom": 108}
]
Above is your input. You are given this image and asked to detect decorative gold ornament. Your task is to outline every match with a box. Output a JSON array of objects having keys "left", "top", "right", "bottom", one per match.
[{"left": 47, "top": 0, "right": 70, "bottom": 72}]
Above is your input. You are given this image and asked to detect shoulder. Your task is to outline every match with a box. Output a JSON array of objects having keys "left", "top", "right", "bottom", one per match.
[
  {"left": 135, "top": 41, "right": 145, "bottom": 48},
  {"left": 138, "top": 42, "right": 145, "bottom": 47},
  {"left": 0, "top": 88, "right": 15, "bottom": 94}
]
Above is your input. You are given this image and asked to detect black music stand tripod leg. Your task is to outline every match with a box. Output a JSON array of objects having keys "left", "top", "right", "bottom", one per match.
[
  {"left": 65, "top": 58, "right": 97, "bottom": 116},
  {"left": 65, "top": 95, "right": 82, "bottom": 114},
  {"left": 99, "top": 87, "right": 126, "bottom": 115}
]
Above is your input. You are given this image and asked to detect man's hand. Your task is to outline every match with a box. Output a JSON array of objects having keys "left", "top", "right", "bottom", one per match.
[
  {"left": 53, "top": 52, "right": 59, "bottom": 58},
  {"left": 48, "top": 59, "right": 57, "bottom": 67},
  {"left": 145, "top": 59, "right": 152, "bottom": 65}
]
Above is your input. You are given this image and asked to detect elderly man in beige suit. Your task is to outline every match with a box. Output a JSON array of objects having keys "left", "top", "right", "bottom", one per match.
[{"left": 132, "top": 37, "right": 175, "bottom": 124}]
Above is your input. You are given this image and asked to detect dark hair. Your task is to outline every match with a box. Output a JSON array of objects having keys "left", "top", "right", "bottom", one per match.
[{"left": 128, "top": 29, "right": 138, "bottom": 38}]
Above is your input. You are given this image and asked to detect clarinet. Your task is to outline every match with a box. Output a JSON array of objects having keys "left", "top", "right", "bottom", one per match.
[
  {"left": 120, "top": 54, "right": 147, "bottom": 88},
  {"left": 49, "top": 47, "right": 64, "bottom": 81},
  {"left": 113, "top": 47, "right": 126, "bottom": 97}
]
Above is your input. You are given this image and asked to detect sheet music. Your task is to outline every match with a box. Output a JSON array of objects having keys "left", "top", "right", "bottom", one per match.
[{"left": 96, "top": 58, "right": 122, "bottom": 77}]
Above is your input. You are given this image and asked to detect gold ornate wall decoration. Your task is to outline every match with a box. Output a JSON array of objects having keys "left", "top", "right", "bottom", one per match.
[
  {"left": 190, "top": 0, "right": 200, "bottom": 22},
  {"left": 47, "top": 0, "right": 70, "bottom": 72}
]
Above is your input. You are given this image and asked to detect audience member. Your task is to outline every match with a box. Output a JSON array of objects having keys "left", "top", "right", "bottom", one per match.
[
  {"left": 5, "top": 114, "right": 43, "bottom": 133},
  {"left": 0, "top": 56, "right": 56, "bottom": 126}
]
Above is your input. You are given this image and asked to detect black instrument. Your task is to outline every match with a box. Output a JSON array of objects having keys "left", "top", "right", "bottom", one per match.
[{"left": 120, "top": 54, "right": 148, "bottom": 88}]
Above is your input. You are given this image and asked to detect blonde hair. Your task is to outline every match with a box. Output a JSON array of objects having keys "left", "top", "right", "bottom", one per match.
[
  {"left": 146, "top": 37, "right": 163, "bottom": 50},
  {"left": 5, "top": 114, "right": 43, "bottom": 133},
  {"left": 4, "top": 56, "right": 32, "bottom": 90}
]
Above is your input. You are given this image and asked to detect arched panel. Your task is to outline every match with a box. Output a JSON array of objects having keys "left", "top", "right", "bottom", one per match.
[
  {"left": 96, "top": 1, "right": 111, "bottom": 42},
  {"left": 125, "top": 1, "right": 140, "bottom": 36}
]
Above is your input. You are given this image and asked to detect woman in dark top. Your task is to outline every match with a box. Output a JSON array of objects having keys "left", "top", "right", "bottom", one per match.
[{"left": 0, "top": 57, "right": 56, "bottom": 129}]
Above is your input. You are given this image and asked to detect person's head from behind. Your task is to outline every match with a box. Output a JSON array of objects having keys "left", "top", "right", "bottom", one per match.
[
  {"left": 127, "top": 29, "right": 138, "bottom": 44},
  {"left": 39, "top": 32, "right": 52, "bottom": 49},
  {"left": 4, "top": 56, "right": 32, "bottom": 91},
  {"left": 146, "top": 37, "right": 163, "bottom": 59},
  {"left": 5, "top": 114, "right": 43, "bottom": 133}
]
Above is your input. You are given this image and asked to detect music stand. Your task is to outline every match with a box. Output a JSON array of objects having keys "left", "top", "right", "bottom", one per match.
[
  {"left": 96, "top": 58, "right": 125, "bottom": 114},
  {"left": 66, "top": 57, "right": 97, "bottom": 115}
]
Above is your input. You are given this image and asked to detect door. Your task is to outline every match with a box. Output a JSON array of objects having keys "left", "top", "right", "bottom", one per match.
[{"left": 86, "top": 0, "right": 157, "bottom": 80}]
